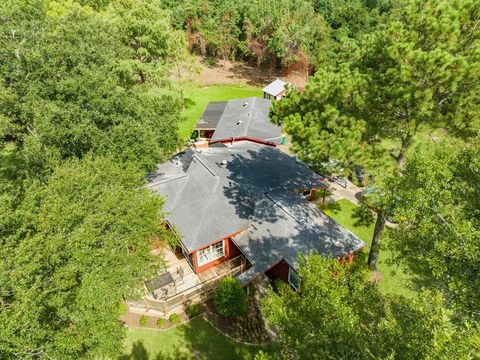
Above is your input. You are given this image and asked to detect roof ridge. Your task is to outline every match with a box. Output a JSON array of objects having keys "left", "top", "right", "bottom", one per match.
[
  {"left": 145, "top": 173, "right": 188, "bottom": 188},
  {"left": 243, "top": 97, "right": 256, "bottom": 136},
  {"left": 264, "top": 193, "right": 304, "bottom": 225},
  {"left": 192, "top": 153, "right": 218, "bottom": 177}
]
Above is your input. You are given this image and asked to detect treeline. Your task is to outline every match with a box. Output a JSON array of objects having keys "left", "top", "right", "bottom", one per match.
[
  {"left": 160, "top": 0, "right": 395, "bottom": 71},
  {"left": 0, "top": 0, "right": 184, "bottom": 358},
  {"left": 262, "top": 0, "right": 480, "bottom": 358}
]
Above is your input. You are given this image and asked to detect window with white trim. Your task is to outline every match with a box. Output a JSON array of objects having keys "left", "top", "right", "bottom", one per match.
[
  {"left": 288, "top": 268, "right": 301, "bottom": 291},
  {"left": 197, "top": 241, "right": 225, "bottom": 266}
]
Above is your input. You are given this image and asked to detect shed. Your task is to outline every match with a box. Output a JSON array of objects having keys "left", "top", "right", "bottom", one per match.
[{"left": 262, "top": 79, "right": 289, "bottom": 100}]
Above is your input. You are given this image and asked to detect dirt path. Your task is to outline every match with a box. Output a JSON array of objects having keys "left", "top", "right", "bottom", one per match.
[{"left": 196, "top": 58, "right": 308, "bottom": 89}]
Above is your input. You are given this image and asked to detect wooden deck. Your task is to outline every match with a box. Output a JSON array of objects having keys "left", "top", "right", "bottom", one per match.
[{"left": 128, "top": 249, "right": 246, "bottom": 317}]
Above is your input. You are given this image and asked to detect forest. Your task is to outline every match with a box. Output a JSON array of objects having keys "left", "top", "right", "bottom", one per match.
[{"left": 0, "top": 0, "right": 479, "bottom": 359}]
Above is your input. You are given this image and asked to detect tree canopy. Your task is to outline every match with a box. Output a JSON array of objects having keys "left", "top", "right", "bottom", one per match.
[
  {"left": 271, "top": 0, "right": 480, "bottom": 270},
  {"left": 0, "top": 156, "right": 171, "bottom": 359},
  {"left": 160, "top": 0, "right": 395, "bottom": 71},
  {"left": 0, "top": 0, "right": 183, "bottom": 176},
  {"left": 258, "top": 255, "right": 480, "bottom": 359},
  {"left": 0, "top": 0, "right": 185, "bottom": 357},
  {"left": 389, "top": 138, "right": 480, "bottom": 318}
]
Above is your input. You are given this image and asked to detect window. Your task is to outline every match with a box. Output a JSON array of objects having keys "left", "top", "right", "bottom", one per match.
[
  {"left": 197, "top": 241, "right": 225, "bottom": 266},
  {"left": 288, "top": 268, "right": 301, "bottom": 292}
]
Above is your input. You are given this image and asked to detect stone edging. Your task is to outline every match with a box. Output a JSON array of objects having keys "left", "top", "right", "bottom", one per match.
[{"left": 125, "top": 313, "right": 271, "bottom": 347}]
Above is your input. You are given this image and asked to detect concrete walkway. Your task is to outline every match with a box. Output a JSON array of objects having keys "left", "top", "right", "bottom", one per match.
[{"left": 323, "top": 178, "right": 362, "bottom": 205}]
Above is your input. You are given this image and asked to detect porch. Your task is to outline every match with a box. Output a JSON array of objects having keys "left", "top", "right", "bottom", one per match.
[{"left": 128, "top": 248, "right": 247, "bottom": 317}]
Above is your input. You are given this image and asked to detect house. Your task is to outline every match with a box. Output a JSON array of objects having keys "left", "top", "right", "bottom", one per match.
[
  {"left": 147, "top": 141, "right": 365, "bottom": 293},
  {"left": 262, "top": 79, "right": 289, "bottom": 100},
  {"left": 194, "top": 97, "right": 282, "bottom": 145}
]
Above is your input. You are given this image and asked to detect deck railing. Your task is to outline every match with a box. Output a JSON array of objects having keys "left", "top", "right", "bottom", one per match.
[{"left": 141, "top": 255, "right": 246, "bottom": 314}]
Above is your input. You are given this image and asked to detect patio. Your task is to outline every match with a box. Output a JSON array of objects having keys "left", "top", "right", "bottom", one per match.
[{"left": 128, "top": 248, "right": 247, "bottom": 317}]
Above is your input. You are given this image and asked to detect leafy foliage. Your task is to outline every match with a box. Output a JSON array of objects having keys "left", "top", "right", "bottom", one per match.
[
  {"left": 139, "top": 315, "right": 149, "bottom": 327},
  {"left": 272, "top": 0, "right": 480, "bottom": 270},
  {"left": 259, "top": 255, "right": 480, "bottom": 359},
  {"left": 389, "top": 138, "right": 480, "bottom": 317},
  {"left": 169, "top": 313, "right": 181, "bottom": 324},
  {"left": 0, "top": 1, "right": 186, "bottom": 358},
  {"left": 214, "top": 277, "right": 249, "bottom": 318},
  {"left": 186, "top": 304, "right": 201, "bottom": 318},
  {"left": 0, "top": 156, "right": 169, "bottom": 359},
  {"left": 161, "top": 0, "right": 393, "bottom": 70},
  {"left": 0, "top": 0, "right": 182, "bottom": 176}
]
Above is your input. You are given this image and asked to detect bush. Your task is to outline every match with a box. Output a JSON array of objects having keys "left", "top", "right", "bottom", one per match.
[
  {"left": 156, "top": 318, "right": 166, "bottom": 327},
  {"left": 118, "top": 302, "right": 129, "bottom": 316},
  {"left": 169, "top": 313, "right": 180, "bottom": 324},
  {"left": 186, "top": 304, "right": 201, "bottom": 318},
  {"left": 214, "top": 276, "right": 249, "bottom": 318},
  {"left": 139, "top": 315, "right": 148, "bottom": 327}
]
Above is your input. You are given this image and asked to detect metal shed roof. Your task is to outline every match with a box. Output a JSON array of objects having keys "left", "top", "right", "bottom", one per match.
[{"left": 262, "top": 79, "right": 288, "bottom": 97}]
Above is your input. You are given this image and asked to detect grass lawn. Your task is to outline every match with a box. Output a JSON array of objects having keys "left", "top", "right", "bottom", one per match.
[
  {"left": 121, "top": 317, "right": 266, "bottom": 360},
  {"left": 321, "top": 199, "right": 415, "bottom": 297},
  {"left": 180, "top": 84, "right": 263, "bottom": 140}
]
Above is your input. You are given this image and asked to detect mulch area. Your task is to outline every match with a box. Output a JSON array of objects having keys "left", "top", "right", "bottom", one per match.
[
  {"left": 120, "top": 309, "right": 190, "bottom": 330},
  {"left": 120, "top": 297, "right": 271, "bottom": 345},
  {"left": 201, "top": 298, "right": 270, "bottom": 345}
]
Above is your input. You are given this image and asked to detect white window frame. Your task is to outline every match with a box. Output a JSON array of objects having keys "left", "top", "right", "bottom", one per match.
[
  {"left": 197, "top": 240, "right": 225, "bottom": 266},
  {"left": 288, "top": 267, "right": 301, "bottom": 292}
]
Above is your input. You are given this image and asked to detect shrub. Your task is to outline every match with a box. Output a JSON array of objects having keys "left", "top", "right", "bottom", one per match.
[
  {"left": 156, "top": 318, "right": 166, "bottom": 327},
  {"left": 118, "top": 302, "right": 129, "bottom": 316},
  {"left": 139, "top": 315, "right": 148, "bottom": 327},
  {"left": 214, "top": 276, "right": 249, "bottom": 318},
  {"left": 169, "top": 313, "right": 180, "bottom": 324},
  {"left": 186, "top": 304, "right": 201, "bottom": 318}
]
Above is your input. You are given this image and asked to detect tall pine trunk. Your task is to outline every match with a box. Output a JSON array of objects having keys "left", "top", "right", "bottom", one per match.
[
  {"left": 367, "top": 209, "right": 387, "bottom": 270},
  {"left": 396, "top": 134, "right": 412, "bottom": 167}
]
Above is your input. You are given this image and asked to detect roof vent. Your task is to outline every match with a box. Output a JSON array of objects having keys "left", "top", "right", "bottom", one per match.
[
  {"left": 236, "top": 120, "right": 243, "bottom": 125},
  {"left": 220, "top": 160, "right": 227, "bottom": 167},
  {"left": 243, "top": 102, "right": 248, "bottom": 107}
]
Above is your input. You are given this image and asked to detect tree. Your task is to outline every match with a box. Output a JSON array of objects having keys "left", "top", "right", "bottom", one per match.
[
  {"left": 389, "top": 138, "right": 480, "bottom": 317},
  {"left": 258, "top": 254, "right": 480, "bottom": 359},
  {"left": 272, "top": 0, "right": 480, "bottom": 270},
  {"left": 214, "top": 276, "right": 249, "bottom": 318},
  {"left": 110, "top": 0, "right": 187, "bottom": 85},
  {"left": 0, "top": 156, "right": 171, "bottom": 359},
  {"left": 0, "top": 0, "right": 182, "bottom": 177}
]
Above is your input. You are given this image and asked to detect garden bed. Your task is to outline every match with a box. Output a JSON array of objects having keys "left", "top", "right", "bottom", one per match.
[{"left": 202, "top": 297, "right": 270, "bottom": 345}]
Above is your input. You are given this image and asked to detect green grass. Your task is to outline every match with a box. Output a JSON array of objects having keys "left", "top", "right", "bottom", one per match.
[
  {"left": 121, "top": 317, "right": 267, "bottom": 360},
  {"left": 180, "top": 84, "right": 263, "bottom": 140},
  {"left": 321, "top": 199, "right": 415, "bottom": 297}
]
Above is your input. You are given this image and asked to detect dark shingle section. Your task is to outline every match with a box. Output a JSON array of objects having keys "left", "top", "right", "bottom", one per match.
[
  {"left": 204, "top": 97, "right": 281, "bottom": 144},
  {"left": 194, "top": 101, "right": 227, "bottom": 130}
]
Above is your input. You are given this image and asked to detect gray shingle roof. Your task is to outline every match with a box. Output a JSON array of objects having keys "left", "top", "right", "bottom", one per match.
[
  {"left": 235, "top": 192, "right": 365, "bottom": 284},
  {"left": 205, "top": 97, "right": 282, "bottom": 144},
  {"left": 194, "top": 101, "right": 227, "bottom": 130},
  {"left": 262, "top": 79, "right": 288, "bottom": 97},
  {"left": 148, "top": 142, "right": 365, "bottom": 280}
]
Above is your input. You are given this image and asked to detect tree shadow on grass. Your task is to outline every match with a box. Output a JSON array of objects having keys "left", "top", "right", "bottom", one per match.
[
  {"left": 318, "top": 201, "right": 342, "bottom": 213},
  {"left": 119, "top": 318, "right": 263, "bottom": 360},
  {"left": 119, "top": 339, "right": 192, "bottom": 360},
  {"left": 183, "top": 97, "right": 196, "bottom": 110}
]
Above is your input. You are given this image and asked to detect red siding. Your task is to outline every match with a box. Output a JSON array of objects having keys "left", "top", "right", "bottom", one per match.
[
  {"left": 265, "top": 260, "right": 290, "bottom": 282},
  {"left": 192, "top": 233, "right": 244, "bottom": 274}
]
